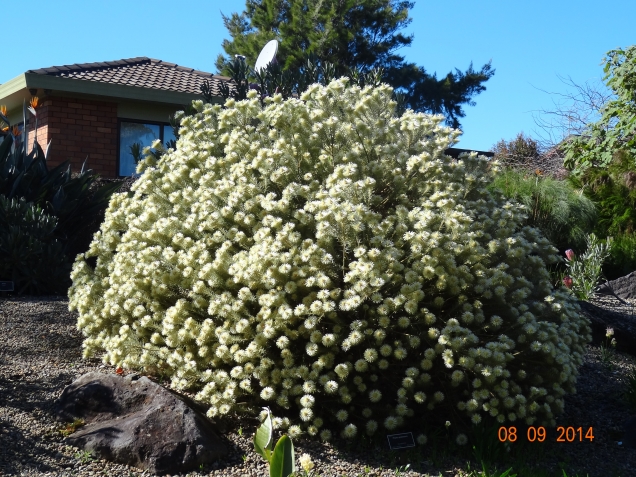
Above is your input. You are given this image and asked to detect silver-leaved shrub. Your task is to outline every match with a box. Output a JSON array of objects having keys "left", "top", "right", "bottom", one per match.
[{"left": 68, "top": 79, "right": 591, "bottom": 443}]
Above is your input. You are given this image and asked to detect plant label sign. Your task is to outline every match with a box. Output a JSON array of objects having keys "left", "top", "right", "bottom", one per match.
[
  {"left": 0, "top": 281, "right": 14, "bottom": 292},
  {"left": 387, "top": 432, "right": 415, "bottom": 450}
]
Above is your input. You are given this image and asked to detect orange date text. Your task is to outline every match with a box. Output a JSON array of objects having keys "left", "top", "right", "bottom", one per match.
[{"left": 497, "top": 426, "right": 594, "bottom": 443}]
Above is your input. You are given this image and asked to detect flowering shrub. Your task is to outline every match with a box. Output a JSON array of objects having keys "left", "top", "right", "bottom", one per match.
[
  {"left": 68, "top": 79, "right": 591, "bottom": 443},
  {"left": 563, "top": 233, "right": 612, "bottom": 301}
]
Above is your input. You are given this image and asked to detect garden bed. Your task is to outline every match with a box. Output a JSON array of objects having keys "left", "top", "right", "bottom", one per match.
[{"left": 0, "top": 295, "right": 635, "bottom": 477}]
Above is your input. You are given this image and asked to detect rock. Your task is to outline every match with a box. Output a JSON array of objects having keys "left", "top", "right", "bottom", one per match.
[
  {"left": 596, "top": 271, "right": 636, "bottom": 300},
  {"left": 623, "top": 415, "right": 636, "bottom": 449},
  {"left": 52, "top": 372, "right": 227, "bottom": 475},
  {"left": 578, "top": 296, "right": 636, "bottom": 358}
]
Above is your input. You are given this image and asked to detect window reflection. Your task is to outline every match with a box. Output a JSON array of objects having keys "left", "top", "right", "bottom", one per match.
[
  {"left": 119, "top": 121, "right": 160, "bottom": 176},
  {"left": 164, "top": 125, "right": 177, "bottom": 149}
]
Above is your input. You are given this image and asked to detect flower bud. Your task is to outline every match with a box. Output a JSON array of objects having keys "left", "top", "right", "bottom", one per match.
[
  {"left": 565, "top": 249, "right": 575, "bottom": 261},
  {"left": 562, "top": 276, "right": 573, "bottom": 289}
]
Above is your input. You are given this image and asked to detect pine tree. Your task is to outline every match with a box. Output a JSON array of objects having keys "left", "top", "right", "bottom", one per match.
[{"left": 216, "top": 0, "right": 494, "bottom": 129}]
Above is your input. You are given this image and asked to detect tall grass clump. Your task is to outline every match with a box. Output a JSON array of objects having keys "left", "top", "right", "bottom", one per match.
[
  {"left": 68, "top": 79, "right": 591, "bottom": 445},
  {"left": 487, "top": 167, "right": 597, "bottom": 253}
]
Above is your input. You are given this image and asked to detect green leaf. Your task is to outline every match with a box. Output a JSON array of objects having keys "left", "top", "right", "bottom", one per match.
[
  {"left": 268, "top": 435, "right": 295, "bottom": 477},
  {"left": 253, "top": 407, "right": 273, "bottom": 460},
  {"left": 0, "top": 134, "right": 13, "bottom": 162}
]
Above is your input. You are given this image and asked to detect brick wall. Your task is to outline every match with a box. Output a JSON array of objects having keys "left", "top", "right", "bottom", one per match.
[{"left": 28, "top": 96, "right": 119, "bottom": 178}]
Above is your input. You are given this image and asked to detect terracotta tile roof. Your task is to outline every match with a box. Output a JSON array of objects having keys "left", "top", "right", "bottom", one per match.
[{"left": 26, "top": 57, "right": 229, "bottom": 97}]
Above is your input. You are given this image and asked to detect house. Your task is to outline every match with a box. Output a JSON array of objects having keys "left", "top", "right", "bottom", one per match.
[
  {"left": 0, "top": 58, "right": 229, "bottom": 178},
  {"left": 0, "top": 58, "right": 493, "bottom": 178}
]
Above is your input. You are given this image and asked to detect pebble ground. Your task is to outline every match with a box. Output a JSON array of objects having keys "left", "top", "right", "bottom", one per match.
[{"left": 1, "top": 295, "right": 636, "bottom": 477}]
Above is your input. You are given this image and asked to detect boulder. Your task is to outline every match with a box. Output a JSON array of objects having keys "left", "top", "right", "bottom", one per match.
[
  {"left": 596, "top": 271, "right": 636, "bottom": 300},
  {"left": 578, "top": 297, "right": 636, "bottom": 358},
  {"left": 52, "top": 372, "right": 227, "bottom": 475}
]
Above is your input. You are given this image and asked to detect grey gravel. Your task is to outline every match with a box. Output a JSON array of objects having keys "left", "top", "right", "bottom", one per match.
[{"left": 1, "top": 294, "right": 636, "bottom": 477}]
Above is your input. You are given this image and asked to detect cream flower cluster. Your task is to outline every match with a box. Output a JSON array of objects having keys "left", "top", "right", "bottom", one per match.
[{"left": 68, "top": 79, "right": 591, "bottom": 442}]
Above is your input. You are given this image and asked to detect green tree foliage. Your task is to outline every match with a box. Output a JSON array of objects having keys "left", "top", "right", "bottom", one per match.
[
  {"left": 207, "top": 54, "right": 399, "bottom": 113},
  {"left": 558, "top": 46, "right": 636, "bottom": 277},
  {"left": 69, "top": 80, "right": 590, "bottom": 444},
  {"left": 566, "top": 150, "right": 636, "bottom": 278},
  {"left": 563, "top": 46, "right": 636, "bottom": 175},
  {"left": 216, "top": 0, "right": 494, "bottom": 128}
]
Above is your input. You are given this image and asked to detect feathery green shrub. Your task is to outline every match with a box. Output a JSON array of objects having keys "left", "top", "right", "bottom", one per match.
[
  {"left": 487, "top": 168, "right": 597, "bottom": 253},
  {"left": 68, "top": 79, "right": 591, "bottom": 444}
]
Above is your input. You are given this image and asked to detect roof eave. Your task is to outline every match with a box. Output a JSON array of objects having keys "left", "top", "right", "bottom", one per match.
[
  {"left": 21, "top": 73, "right": 224, "bottom": 105},
  {"left": 0, "top": 74, "right": 28, "bottom": 99}
]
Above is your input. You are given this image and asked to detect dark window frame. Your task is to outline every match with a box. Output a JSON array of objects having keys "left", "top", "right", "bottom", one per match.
[{"left": 117, "top": 118, "right": 173, "bottom": 177}]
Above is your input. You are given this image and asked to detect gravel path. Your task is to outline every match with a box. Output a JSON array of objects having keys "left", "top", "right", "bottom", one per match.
[{"left": 1, "top": 295, "right": 635, "bottom": 477}]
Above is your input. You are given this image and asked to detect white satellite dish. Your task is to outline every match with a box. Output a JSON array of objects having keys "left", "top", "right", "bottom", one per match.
[{"left": 254, "top": 40, "right": 278, "bottom": 74}]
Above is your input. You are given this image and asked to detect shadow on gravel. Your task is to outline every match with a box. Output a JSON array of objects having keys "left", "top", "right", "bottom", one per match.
[
  {"left": 0, "top": 296, "right": 107, "bottom": 474},
  {"left": 0, "top": 371, "right": 85, "bottom": 475},
  {"left": 0, "top": 419, "right": 74, "bottom": 475}
]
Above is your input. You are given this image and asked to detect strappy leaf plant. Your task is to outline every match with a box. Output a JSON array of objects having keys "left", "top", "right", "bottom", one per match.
[{"left": 0, "top": 99, "right": 123, "bottom": 295}]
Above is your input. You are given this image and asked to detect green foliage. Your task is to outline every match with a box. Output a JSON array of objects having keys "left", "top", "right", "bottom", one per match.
[
  {"left": 470, "top": 420, "right": 511, "bottom": 472},
  {"left": 487, "top": 167, "right": 597, "bottom": 252},
  {"left": 0, "top": 196, "right": 71, "bottom": 294},
  {"left": 254, "top": 407, "right": 275, "bottom": 460},
  {"left": 604, "top": 232, "right": 636, "bottom": 279},
  {"left": 254, "top": 408, "right": 297, "bottom": 477},
  {"left": 563, "top": 234, "right": 612, "bottom": 301},
  {"left": 57, "top": 418, "right": 86, "bottom": 437},
  {"left": 565, "top": 150, "right": 636, "bottom": 279},
  {"left": 563, "top": 45, "right": 636, "bottom": 175},
  {"left": 0, "top": 101, "right": 123, "bottom": 295},
  {"left": 69, "top": 80, "right": 591, "bottom": 445},
  {"left": 210, "top": 55, "right": 402, "bottom": 115},
  {"left": 556, "top": 45, "right": 636, "bottom": 279},
  {"left": 566, "top": 150, "right": 636, "bottom": 236},
  {"left": 472, "top": 463, "right": 517, "bottom": 477},
  {"left": 216, "top": 0, "right": 494, "bottom": 128}
]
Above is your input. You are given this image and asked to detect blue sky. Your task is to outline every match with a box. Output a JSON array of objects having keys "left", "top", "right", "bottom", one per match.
[{"left": 4, "top": 0, "right": 635, "bottom": 151}]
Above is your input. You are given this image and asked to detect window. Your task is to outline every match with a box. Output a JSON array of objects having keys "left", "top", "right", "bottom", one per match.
[{"left": 118, "top": 120, "right": 176, "bottom": 176}]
